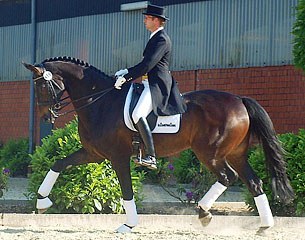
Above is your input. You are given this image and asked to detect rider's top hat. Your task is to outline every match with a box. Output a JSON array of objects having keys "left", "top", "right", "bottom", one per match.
[{"left": 143, "top": 4, "right": 169, "bottom": 21}]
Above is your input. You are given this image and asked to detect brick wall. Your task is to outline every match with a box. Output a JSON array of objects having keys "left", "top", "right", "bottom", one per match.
[
  {"left": 1, "top": 65, "right": 304, "bottom": 144},
  {"left": 172, "top": 65, "right": 305, "bottom": 133},
  {"left": 0, "top": 81, "right": 75, "bottom": 145},
  {"left": 0, "top": 81, "right": 32, "bottom": 143}
]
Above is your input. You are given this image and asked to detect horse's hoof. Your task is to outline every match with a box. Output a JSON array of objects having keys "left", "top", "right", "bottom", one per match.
[
  {"left": 36, "top": 197, "right": 53, "bottom": 214},
  {"left": 256, "top": 227, "right": 271, "bottom": 236},
  {"left": 37, "top": 208, "right": 48, "bottom": 214},
  {"left": 115, "top": 224, "right": 133, "bottom": 233},
  {"left": 198, "top": 207, "right": 212, "bottom": 227}
]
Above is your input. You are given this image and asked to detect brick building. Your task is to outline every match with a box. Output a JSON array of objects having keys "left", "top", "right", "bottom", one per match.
[{"left": 0, "top": 0, "right": 303, "bottom": 146}]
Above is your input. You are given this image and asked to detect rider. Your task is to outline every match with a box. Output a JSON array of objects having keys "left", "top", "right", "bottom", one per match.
[{"left": 114, "top": 4, "right": 187, "bottom": 170}]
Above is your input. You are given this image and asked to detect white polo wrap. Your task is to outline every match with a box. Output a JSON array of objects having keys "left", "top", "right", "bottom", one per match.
[
  {"left": 254, "top": 194, "right": 274, "bottom": 227},
  {"left": 38, "top": 169, "right": 60, "bottom": 197},
  {"left": 198, "top": 181, "right": 227, "bottom": 211},
  {"left": 36, "top": 197, "right": 53, "bottom": 209},
  {"left": 123, "top": 197, "right": 138, "bottom": 227}
]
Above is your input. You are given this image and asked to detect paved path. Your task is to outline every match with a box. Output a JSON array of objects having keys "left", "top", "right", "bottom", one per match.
[
  {"left": 2, "top": 177, "right": 244, "bottom": 202},
  {"left": 1, "top": 177, "right": 29, "bottom": 201},
  {"left": 1, "top": 177, "right": 248, "bottom": 214}
]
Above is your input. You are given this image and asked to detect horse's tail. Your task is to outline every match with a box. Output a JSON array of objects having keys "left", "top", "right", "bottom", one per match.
[{"left": 241, "top": 96, "right": 294, "bottom": 204}]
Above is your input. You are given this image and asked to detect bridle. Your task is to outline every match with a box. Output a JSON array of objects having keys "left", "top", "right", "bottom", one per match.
[{"left": 33, "top": 65, "right": 114, "bottom": 123}]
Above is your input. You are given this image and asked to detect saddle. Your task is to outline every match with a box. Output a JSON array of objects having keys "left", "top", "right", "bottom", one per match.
[
  {"left": 123, "top": 83, "right": 182, "bottom": 161},
  {"left": 123, "top": 83, "right": 181, "bottom": 133}
]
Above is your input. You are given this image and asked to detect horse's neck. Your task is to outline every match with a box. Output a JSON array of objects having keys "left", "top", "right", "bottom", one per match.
[
  {"left": 75, "top": 83, "right": 130, "bottom": 134},
  {"left": 50, "top": 61, "right": 113, "bottom": 89},
  {"left": 61, "top": 64, "right": 114, "bottom": 98},
  {"left": 63, "top": 65, "right": 129, "bottom": 121}
]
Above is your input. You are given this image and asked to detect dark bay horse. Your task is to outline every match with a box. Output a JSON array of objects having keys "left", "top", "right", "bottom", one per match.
[{"left": 23, "top": 57, "right": 294, "bottom": 233}]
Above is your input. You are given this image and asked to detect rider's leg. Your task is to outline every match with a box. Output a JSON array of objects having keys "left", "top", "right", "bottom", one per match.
[
  {"left": 135, "top": 117, "right": 156, "bottom": 169},
  {"left": 132, "top": 81, "right": 157, "bottom": 170}
]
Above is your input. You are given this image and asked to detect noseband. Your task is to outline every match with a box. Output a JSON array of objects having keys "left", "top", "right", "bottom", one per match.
[
  {"left": 33, "top": 65, "right": 114, "bottom": 123},
  {"left": 33, "top": 65, "right": 65, "bottom": 121}
]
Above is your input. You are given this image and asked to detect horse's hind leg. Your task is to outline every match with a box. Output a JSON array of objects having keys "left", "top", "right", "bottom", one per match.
[
  {"left": 198, "top": 180, "right": 228, "bottom": 226},
  {"left": 37, "top": 148, "right": 99, "bottom": 213},
  {"left": 194, "top": 154, "right": 239, "bottom": 226},
  {"left": 227, "top": 154, "right": 274, "bottom": 228},
  {"left": 198, "top": 160, "right": 238, "bottom": 211}
]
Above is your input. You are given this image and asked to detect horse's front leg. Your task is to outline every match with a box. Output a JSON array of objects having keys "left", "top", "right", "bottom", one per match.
[
  {"left": 36, "top": 148, "right": 98, "bottom": 213},
  {"left": 112, "top": 158, "right": 138, "bottom": 233}
]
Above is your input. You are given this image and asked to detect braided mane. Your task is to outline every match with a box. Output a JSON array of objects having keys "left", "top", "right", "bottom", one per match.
[
  {"left": 42, "top": 56, "right": 91, "bottom": 67},
  {"left": 42, "top": 56, "right": 111, "bottom": 79}
]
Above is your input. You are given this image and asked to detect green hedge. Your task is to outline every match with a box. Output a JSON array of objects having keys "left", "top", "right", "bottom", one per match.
[
  {"left": 0, "top": 138, "right": 30, "bottom": 177},
  {"left": 0, "top": 168, "right": 9, "bottom": 198},
  {"left": 246, "top": 130, "right": 305, "bottom": 216},
  {"left": 28, "top": 119, "right": 144, "bottom": 214}
]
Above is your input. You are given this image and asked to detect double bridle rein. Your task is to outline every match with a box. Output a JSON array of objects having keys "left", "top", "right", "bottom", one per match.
[{"left": 33, "top": 66, "right": 114, "bottom": 122}]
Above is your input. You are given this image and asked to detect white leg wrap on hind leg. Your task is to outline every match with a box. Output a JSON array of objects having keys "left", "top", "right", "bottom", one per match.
[
  {"left": 198, "top": 181, "right": 227, "bottom": 211},
  {"left": 254, "top": 194, "right": 274, "bottom": 227},
  {"left": 38, "top": 169, "right": 60, "bottom": 197}
]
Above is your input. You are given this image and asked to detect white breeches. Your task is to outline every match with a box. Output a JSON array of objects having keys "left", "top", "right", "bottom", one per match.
[{"left": 132, "top": 80, "right": 153, "bottom": 124}]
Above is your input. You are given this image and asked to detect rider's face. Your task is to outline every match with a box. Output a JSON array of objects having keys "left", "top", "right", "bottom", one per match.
[{"left": 143, "top": 15, "right": 159, "bottom": 32}]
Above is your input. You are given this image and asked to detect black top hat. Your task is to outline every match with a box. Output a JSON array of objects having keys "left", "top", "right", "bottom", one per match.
[{"left": 143, "top": 4, "right": 169, "bottom": 21}]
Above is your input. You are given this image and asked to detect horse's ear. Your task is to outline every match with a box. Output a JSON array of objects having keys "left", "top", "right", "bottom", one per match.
[{"left": 22, "top": 62, "right": 43, "bottom": 75}]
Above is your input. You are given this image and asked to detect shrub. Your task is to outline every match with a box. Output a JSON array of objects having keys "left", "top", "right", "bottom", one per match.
[
  {"left": 0, "top": 168, "right": 10, "bottom": 198},
  {"left": 0, "top": 138, "right": 30, "bottom": 177},
  {"left": 173, "top": 150, "right": 216, "bottom": 203},
  {"left": 173, "top": 149, "right": 201, "bottom": 184},
  {"left": 144, "top": 149, "right": 216, "bottom": 204},
  {"left": 28, "top": 118, "right": 144, "bottom": 214},
  {"left": 246, "top": 130, "right": 305, "bottom": 216}
]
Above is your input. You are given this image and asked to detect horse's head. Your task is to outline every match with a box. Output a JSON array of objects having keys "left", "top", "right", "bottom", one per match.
[
  {"left": 23, "top": 62, "right": 65, "bottom": 123},
  {"left": 23, "top": 57, "right": 117, "bottom": 123}
]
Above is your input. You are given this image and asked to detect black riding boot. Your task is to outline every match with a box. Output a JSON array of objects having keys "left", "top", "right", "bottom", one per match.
[{"left": 135, "top": 117, "right": 157, "bottom": 170}]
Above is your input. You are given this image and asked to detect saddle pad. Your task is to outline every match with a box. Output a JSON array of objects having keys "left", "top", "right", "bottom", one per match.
[{"left": 124, "top": 84, "right": 181, "bottom": 133}]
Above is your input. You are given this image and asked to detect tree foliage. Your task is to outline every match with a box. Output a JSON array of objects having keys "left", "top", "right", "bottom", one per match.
[{"left": 292, "top": 0, "right": 305, "bottom": 70}]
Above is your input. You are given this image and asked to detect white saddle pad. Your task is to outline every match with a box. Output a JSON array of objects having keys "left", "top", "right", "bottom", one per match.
[{"left": 123, "top": 84, "right": 181, "bottom": 133}]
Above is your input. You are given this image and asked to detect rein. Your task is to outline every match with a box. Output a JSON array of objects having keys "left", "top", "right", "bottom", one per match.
[{"left": 51, "top": 87, "right": 114, "bottom": 118}]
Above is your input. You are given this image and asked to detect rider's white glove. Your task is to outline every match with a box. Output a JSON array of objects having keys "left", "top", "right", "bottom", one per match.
[
  {"left": 115, "top": 69, "right": 128, "bottom": 77},
  {"left": 114, "top": 76, "right": 126, "bottom": 90}
]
